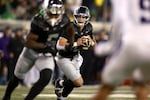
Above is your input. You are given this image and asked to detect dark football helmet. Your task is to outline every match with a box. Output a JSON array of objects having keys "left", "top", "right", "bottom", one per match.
[
  {"left": 43, "top": 0, "right": 65, "bottom": 26},
  {"left": 73, "top": 6, "right": 90, "bottom": 26}
]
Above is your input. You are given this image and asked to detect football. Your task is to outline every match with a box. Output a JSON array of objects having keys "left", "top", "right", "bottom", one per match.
[{"left": 82, "top": 36, "right": 90, "bottom": 50}]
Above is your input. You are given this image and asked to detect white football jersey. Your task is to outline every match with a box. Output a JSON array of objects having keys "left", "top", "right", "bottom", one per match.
[
  {"left": 100, "top": 0, "right": 150, "bottom": 85},
  {"left": 112, "top": 0, "right": 150, "bottom": 35},
  {"left": 95, "top": 0, "right": 150, "bottom": 56}
]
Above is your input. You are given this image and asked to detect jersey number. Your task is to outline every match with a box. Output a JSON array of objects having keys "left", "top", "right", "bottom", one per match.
[{"left": 139, "top": 0, "right": 150, "bottom": 23}]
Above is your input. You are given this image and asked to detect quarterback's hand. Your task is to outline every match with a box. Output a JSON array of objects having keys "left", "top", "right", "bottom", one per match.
[
  {"left": 76, "top": 37, "right": 86, "bottom": 46},
  {"left": 82, "top": 36, "right": 91, "bottom": 47},
  {"left": 43, "top": 42, "right": 57, "bottom": 55},
  {"left": 82, "top": 35, "right": 95, "bottom": 47}
]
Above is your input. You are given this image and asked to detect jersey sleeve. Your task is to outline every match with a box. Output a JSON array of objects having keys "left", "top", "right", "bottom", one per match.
[
  {"left": 89, "top": 23, "right": 94, "bottom": 39},
  {"left": 86, "top": 23, "right": 93, "bottom": 39},
  {"left": 59, "top": 23, "right": 72, "bottom": 40},
  {"left": 30, "top": 18, "right": 42, "bottom": 35},
  {"left": 58, "top": 14, "right": 71, "bottom": 39}
]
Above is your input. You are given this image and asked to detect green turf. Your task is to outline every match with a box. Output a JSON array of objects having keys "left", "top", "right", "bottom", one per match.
[{"left": 0, "top": 85, "right": 150, "bottom": 100}]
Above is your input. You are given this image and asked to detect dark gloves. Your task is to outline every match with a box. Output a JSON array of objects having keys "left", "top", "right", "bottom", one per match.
[
  {"left": 34, "top": 41, "right": 57, "bottom": 56},
  {"left": 43, "top": 41, "right": 57, "bottom": 55}
]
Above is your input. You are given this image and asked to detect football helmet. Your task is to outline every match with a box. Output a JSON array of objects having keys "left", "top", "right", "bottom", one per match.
[
  {"left": 73, "top": 6, "right": 90, "bottom": 26},
  {"left": 43, "top": 0, "right": 65, "bottom": 26}
]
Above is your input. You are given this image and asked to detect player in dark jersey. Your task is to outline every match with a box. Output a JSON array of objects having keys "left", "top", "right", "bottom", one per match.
[
  {"left": 2, "top": 0, "right": 70, "bottom": 100},
  {"left": 54, "top": 6, "right": 96, "bottom": 100}
]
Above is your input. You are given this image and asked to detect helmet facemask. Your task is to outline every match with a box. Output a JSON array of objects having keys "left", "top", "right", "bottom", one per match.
[
  {"left": 73, "top": 6, "right": 90, "bottom": 26},
  {"left": 44, "top": 3, "right": 65, "bottom": 26}
]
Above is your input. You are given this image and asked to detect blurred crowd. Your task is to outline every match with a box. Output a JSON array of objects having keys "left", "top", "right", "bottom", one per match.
[
  {"left": 0, "top": 0, "right": 111, "bottom": 21},
  {"left": 0, "top": 0, "right": 111, "bottom": 85},
  {"left": 0, "top": 27, "right": 27, "bottom": 85},
  {"left": 0, "top": 0, "right": 42, "bottom": 20}
]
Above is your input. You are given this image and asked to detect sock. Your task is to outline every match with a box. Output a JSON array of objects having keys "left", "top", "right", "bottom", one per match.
[
  {"left": 62, "top": 80, "right": 75, "bottom": 97},
  {"left": 24, "top": 69, "right": 52, "bottom": 100}
]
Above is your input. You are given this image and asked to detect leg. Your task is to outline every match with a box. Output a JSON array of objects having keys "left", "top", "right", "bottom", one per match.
[
  {"left": 3, "top": 48, "right": 36, "bottom": 100},
  {"left": 62, "top": 77, "right": 83, "bottom": 96},
  {"left": 55, "top": 79, "right": 82, "bottom": 100},
  {"left": 93, "top": 45, "right": 135, "bottom": 100},
  {"left": 132, "top": 68, "right": 150, "bottom": 100},
  {"left": 2, "top": 75, "right": 22, "bottom": 100},
  {"left": 55, "top": 55, "right": 83, "bottom": 100},
  {"left": 62, "top": 80, "right": 75, "bottom": 97},
  {"left": 24, "top": 69, "right": 52, "bottom": 100},
  {"left": 93, "top": 84, "right": 114, "bottom": 100},
  {"left": 133, "top": 81, "right": 149, "bottom": 100},
  {"left": 26, "top": 55, "right": 55, "bottom": 100}
]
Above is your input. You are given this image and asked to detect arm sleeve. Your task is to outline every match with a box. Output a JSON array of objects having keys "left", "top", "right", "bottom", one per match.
[
  {"left": 89, "top": 25, "right": 94, "bottom": 39},
  {"left": 30, "top": 19, "right": 42, "bottom": 35},
  {"left": 59, "top": 23, "right": 71, "bottom": 41},
  {"left": 87, "top": 23, "right": 94, "bottom": 39}
]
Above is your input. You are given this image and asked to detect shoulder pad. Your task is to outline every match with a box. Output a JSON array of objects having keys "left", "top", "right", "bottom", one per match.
[
  {"left": 85, "top": 23, "right": 93, "bottom": 31},
  {"left": 31, "top": 14, "right": 47, "bottom": 29},
  {"left": 81, "top": 22, "right": 93, "bottom": 35}
]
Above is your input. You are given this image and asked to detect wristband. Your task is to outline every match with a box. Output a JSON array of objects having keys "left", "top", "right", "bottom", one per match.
[{"left": 73, "top": 42, "right": 77, "bottom": 47}]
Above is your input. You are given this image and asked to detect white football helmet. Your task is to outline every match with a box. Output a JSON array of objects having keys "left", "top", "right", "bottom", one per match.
[
  {"left": 73, "top": 6, "right": 90, "bottom": 26},
  {"left": 43, "top": 0, "right": 65, "bottom": 26}
]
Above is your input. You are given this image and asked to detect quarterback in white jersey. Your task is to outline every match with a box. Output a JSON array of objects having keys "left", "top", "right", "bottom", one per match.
[{"left": 93, "top": 0, "right": 150, "bottom": 100}]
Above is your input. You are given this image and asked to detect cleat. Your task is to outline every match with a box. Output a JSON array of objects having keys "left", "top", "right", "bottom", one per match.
[{"left": 55, "top": 79, "right": 63, "bottom": 97}]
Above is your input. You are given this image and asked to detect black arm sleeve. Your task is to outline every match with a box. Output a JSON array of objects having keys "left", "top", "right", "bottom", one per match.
[
  {"left": 88, "top": 23, "right": 94, "bottom": 39},
  {"left": 59, "top": 23, "right": 71, "bottom": 41},
  {"left": 30, "top": 19, "right": 42, "bottom": 35}
]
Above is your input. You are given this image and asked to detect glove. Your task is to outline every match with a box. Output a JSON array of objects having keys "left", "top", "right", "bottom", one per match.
[{"left": 43, "top": 41, "right": 57, "bottom": 55}]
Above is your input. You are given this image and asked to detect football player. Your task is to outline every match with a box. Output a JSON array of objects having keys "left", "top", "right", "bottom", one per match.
[
  {"left": 2, "top": 0, "right": 70, "bottom": 100},
  {"left": 93, "top": 0, "right": 150, "bottom": 100},
  {"left": 54, "top": 6, "right": 95, "bottom": 100}
]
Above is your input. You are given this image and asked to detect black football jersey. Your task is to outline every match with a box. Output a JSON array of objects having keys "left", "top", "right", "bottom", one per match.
[
  {"left": 58, "top": 22, "right": 93, "bottom": 58},
  {"left": 29, "top": 12, "right": 70, "bottom": 53}
]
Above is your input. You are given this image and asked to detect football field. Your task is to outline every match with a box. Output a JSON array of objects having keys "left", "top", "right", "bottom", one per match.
[{"left": 0, "top": 85, "right": 150, "bottom": 100}]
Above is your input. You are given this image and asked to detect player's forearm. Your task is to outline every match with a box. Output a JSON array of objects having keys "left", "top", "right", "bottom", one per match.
[{"left": 25, "top": 40, "right": 45, "bottom": 49}]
